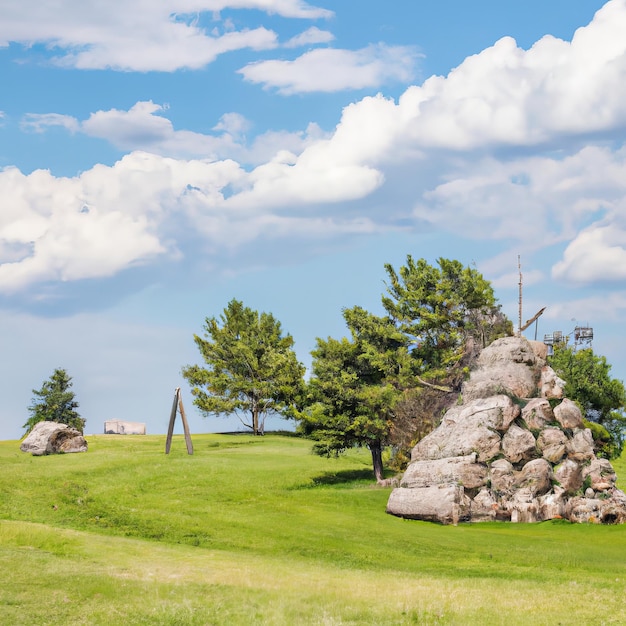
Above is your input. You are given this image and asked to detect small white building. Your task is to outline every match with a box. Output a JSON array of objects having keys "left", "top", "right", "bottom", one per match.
[{"left": 104, "top": 420, "right": 146, "bottom": 435}]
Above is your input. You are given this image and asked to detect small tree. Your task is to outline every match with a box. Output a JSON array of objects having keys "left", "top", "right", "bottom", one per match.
[
  {"left": 182, "top": 299, "right": 305, "bottom": 435},
  {"left": 549, "top": 345, "right": 626, "bottom": 458},
  {"left": 24, "top": 368, "right": 84, "bottom": 434},
  {"left": 300, "top": 309, "right": 403, "bottom": 482}
]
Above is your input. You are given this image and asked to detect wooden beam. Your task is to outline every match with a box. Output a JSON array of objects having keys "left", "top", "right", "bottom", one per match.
[
  {"left": 178, "top": 392, "right": 194, "bottom": 455},
  {"left": 165, "top": 388, "right": 179, "bottom": 454}
]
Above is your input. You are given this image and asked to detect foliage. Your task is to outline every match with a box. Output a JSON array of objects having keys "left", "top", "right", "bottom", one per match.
[
  {"left": 382, "top": 256, "right": 512, "bottom": 377},
  {"left": 23, "top": 368, "right": 84, "bottom": 434},
  {"left": 549, "top": 345, "right": 626, "bottom": 458},
  {"left": 182, "top": 299, "right": 305, "bottom": 435},
  {"left": 0, "top": 435, "right": 626, "bottom": 625},
  {"left": 298, "top": 312, "right": 401, "bottom": 481}
]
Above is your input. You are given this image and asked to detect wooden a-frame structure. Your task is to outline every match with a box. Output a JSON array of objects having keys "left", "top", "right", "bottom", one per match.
[{"left": 165, "top": 387, "right": 193, "bottom": 455}]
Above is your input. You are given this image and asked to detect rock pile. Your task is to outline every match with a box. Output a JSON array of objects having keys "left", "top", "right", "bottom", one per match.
[
  {"left": 20, "top": 421, "right": 88, "bottom": 456},
  {"left": 386, "top": 336, "right": 626, "bottom": 524}
]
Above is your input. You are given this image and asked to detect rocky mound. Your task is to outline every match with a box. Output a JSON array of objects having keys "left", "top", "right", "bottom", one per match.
[{"left": 386, "top": 336, "right": 626, "bottom": 524}]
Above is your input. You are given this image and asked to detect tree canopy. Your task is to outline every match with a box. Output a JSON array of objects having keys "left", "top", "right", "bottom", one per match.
[
  {"left": 182, "top": 299, "right": 305, "bottom": 435},
  {"left": 24, "top": 368, "right": 84, "bottom": 435},
  {"left": 549, "top": 345, "right": 626, "bottom": 458}
]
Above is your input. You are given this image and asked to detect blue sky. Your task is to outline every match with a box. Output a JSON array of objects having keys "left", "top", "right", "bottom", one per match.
[{"left": 1, "top": 0, "right": 625, "bottom": 440}]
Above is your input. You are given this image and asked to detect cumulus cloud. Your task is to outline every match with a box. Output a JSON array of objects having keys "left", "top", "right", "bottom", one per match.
[
  {"left": 553, "top": 225, "right": 626, "bottom": 283},
  {"left": 0, "top": 146, "right": 387, "bottom": 293},
  {"left": 238, "top": 44, "right": 420, "bottom": 93},
  {"left": 0, "top": 0, "right": 332, "bottom": 71}
]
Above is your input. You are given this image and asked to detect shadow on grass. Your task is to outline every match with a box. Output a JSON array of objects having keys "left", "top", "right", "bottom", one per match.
[{"left": 310, "top": 469, "right": 375, "bottom": 486}]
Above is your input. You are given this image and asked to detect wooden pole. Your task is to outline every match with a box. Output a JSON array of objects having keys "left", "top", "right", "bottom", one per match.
[
  {"left": 165, "top": 387, "right": 193, "bottom": 455},
  {"left": 517, "top": 255, "right": 523, "bottom": 337},
  {"left": 165, "top": 388, "right": 179, "bottom": 454},
  {"left": 178, "top": 391, "right": 194, "bottom": 455}
]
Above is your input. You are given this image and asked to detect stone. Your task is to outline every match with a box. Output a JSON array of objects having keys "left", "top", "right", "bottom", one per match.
[
  {"left": 582, "top": 458, "right": 617, "bottom": 492},
  {"left": 20, "top": 421, "right": 88, "bottom": 456},
  {"left": 521, "top": 398, "right": 554, "bottom": 431},
  {"left": 514, "top": 458, "right": 553, "bottom": 496},
  {"left": 410, "top": 398, "right": 510, "bottom": 462},
  {"left": 540, "top": 366, "right": 565, "bottom": 399},
  {"left": 554, "top": 399, "right": 584, "bottom": 430},
  {"left": 401, "top": 454, "right": 487, "bottom": 490},
  {"left": 536, "top": 427, "right": 567, "bottom": 463},
  {"left": 470, "top": 488, "right": 498, "bottom": 522},
  {"left": 462, "top": 337, "right": 540, "bottom": 401},
  {"left": 566, "top": 429, "right": 595, "bottom": 462},
  {"left": 502, "top": 424, "right": 536, "bottom": 463},
  {"left": 386, "top": 485, "right": 471, "bottom": 525},
  {"left": 489, "top": 458, "right": 515, "bottom": 494},
  {"left": 554, "top": 459, "right": 583, "bottom": 495},
  {"left": 538, "top": 487, "right": 566, "bottom": 519}
]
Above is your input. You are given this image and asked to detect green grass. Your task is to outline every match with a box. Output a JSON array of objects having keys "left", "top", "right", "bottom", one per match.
[{"left": 0, "top": 433, "right": 625, "bottom": 624}]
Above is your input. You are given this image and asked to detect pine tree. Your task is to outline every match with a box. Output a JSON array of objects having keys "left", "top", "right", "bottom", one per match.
[{"left": 24, "top": 368, "right": 85, "bottom": 434}]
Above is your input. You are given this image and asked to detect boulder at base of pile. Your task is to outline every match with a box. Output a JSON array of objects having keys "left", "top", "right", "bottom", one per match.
[
  {"left": 386, "top": 336, "right": 626, "bottom": 525},
  {"left": 20, "top": 421, "right": 88, "bottom": 456}
]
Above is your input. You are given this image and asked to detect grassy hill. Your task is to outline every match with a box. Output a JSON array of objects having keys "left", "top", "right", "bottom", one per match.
[{"left": 1, "top": 433, "right": 625, "bottom": 625}]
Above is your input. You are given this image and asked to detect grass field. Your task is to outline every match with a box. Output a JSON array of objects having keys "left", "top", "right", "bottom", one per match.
[{"left": 1, "top": 433, "right": 625, "bottom": 625}]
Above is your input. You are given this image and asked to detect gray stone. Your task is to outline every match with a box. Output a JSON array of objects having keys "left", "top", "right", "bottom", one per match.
[
  {"left": 554, "top": 459, "right": 583, "bottom": 495},
  {"left": 540, "top": 366, "right": 565, "bottom": 399},
  {"left": 554, "top": 399, "right": 584, "bottom": 430},
  {"left": 502, "top": 424, "right": 536, "bottom": 463},
  {"left": 522, "top": 398, "right": 554, "bottom": 431},
  {"left": 20, "top": 421, "right": 88, "bottom": 456},
  {"left": 566, "top": 429, "right": 595, "bottom": 462},
  {"left": 582, "top": 458, "right": 617, "bottom": 492},
  {"left": 536, "top": 427, "right": 567, "bottom": 463},
  {"left": 401, "top": 454, "right": 487, "bottom": 489},
  {"left": 470, "top": 488, "right": 498, "bottom": 522},
  {"left": 514, "top": 458, "right": 553, "bottom": 496},
  {"left": 489, "top": 458, "right": 515, "bottom": 494},
  {"left": 386, "top": 485, "right": 471, "bottom": 525}
]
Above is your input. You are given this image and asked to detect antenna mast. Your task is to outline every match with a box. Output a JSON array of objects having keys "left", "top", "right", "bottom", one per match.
[{"left": 517, "top": 255, "right": 522, "bottom": 337}]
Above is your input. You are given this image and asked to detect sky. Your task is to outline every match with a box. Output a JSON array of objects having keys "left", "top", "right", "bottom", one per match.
[{"left": 1, "top": 0, "right": 626, "bottom": 441}]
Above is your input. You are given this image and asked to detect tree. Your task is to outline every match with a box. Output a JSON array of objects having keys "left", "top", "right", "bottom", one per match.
[
  {"left": 301, "top": 257, "right": 510, "bottom": 479},
  {"left": 549, "top": 345, "right": 626, "bottom": 458},
  {"left": 182, "top": 299, "right": 305, "bottom": 435},
  {"left": 300, "top": 309, "right": 404, "bottom": 482},
  {"left": 23, "top": 368, "right": 84, "bottom": 434}
]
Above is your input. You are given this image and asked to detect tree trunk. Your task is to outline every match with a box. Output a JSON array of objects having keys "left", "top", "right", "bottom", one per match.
[
  {"left": 369, "top": 440, "right": 384, "bottom": 483},
  {"left": 252, "top": 406, "right": 259, "bottom": 435}
]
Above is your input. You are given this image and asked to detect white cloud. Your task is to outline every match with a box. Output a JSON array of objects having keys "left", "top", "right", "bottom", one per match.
[
  {"left": 0, "top": 146, "right": 386, "bottom": 293},
  {"left": 552, "top": 225, "right": 626, "bottom": 283},
  {"left": 195, "top": 0, "right": 333, "bottom": 19},
  {"left": 238, "top": 44, "right": 420, "bottom": 93},
  {"left": 284, "top": 26, "right": 334, "bottom": 48},
  {"left": 21, "top": 101, "right": 328, "bottom": 165},
  {"left": 21, "top": 113, "right": 81, "bottom": 134},
  {"left": 0, "top": 0, "right": 332, "bottom": 71},
  {"left": 391, "top": 0, "right": 626, "bottom": 149}
]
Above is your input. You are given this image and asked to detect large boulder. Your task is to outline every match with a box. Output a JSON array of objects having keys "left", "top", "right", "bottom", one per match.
[
  {"left": 20, "top": 421, "right": 88, "bottom": 456},
  {"left": 387, "top": 336, "right": 626, "bottom": 525}
]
